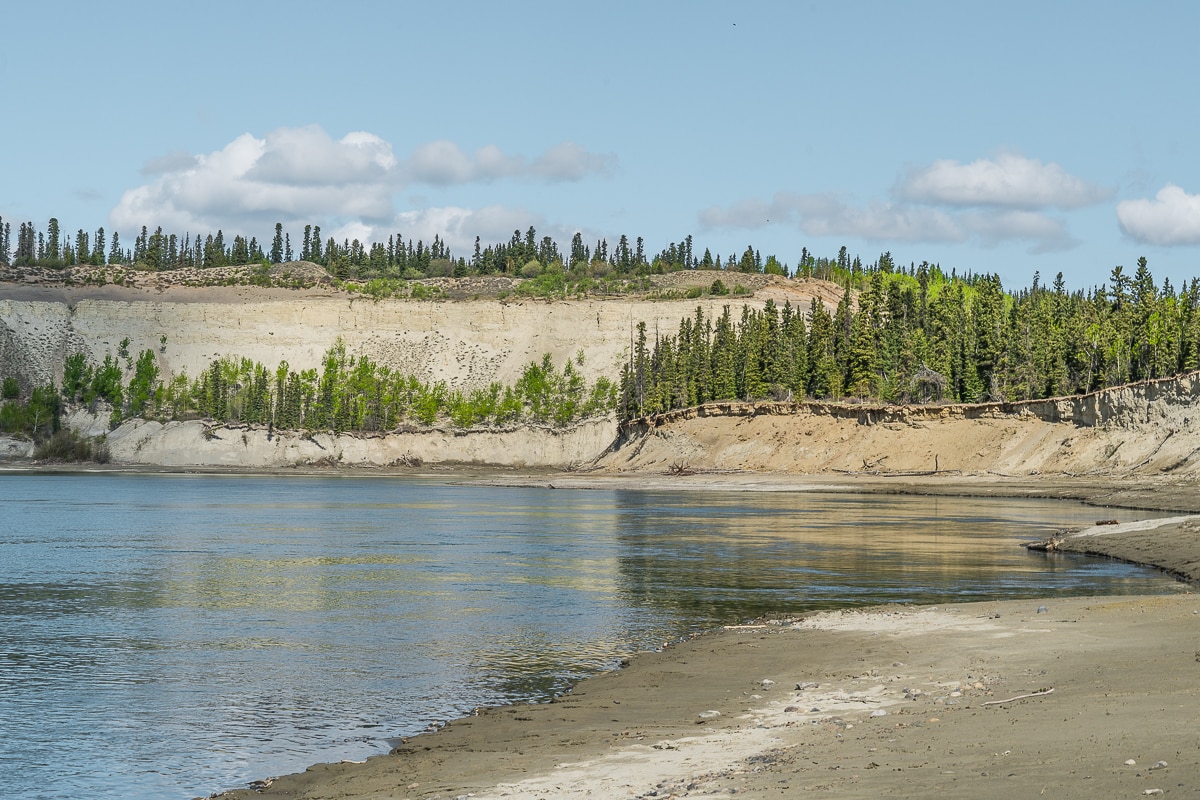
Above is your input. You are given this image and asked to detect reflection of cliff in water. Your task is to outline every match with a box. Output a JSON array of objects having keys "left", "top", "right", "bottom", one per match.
[{"left": 610, "top": 490, "right": 1173, "bottom": 626}]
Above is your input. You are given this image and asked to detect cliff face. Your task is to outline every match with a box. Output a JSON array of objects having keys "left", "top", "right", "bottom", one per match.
[
  {"left": 75, "top": 413, "right": 617, "bottom": 470},
  {"left": 599, "top": 372, "right": 1200, "bottom": 477},
  {"left": 0, "top": 291, "right": 814, "bottom": 392}
]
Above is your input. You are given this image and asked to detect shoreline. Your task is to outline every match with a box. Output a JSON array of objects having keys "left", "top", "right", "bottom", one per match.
[
  {"left": 212, "top": 591, "right": 1200, "bottom": 800},
  {"left": 189, "top": 469, "right": 1200, "bottom": 800}
]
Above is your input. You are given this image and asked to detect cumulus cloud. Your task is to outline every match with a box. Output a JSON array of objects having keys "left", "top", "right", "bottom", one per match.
[
  {"left": 111, "top": 125, "right": 613, "bottom": 236},
  {"left": 247, "top": 126, "right": 397, "bottom": 186},
  {"left": 896, "top": 154, "right": 1112, "bottom": 209},
  {"left": 1117, "top": 185, "right": 1200, "bottom": 246},
  {"left": 112, "top": 130, "right": 395, "bottom": 233}
]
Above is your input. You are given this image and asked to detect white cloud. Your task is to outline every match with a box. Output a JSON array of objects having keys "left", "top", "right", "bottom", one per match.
[
  {"left": 530, "top": 142, "right": 616, "bottom": 180},
  {"left": 111, "top": 126, "right": 614, "bottom": 238},
  {"left": 247, "top": 126, "right": 397, "bottom": 186},
  {"left": 112, "top": 131, "right": 395, "bottom": 234},
  {"left": 295, "top": 206, "right": 598, "bottom": 260},
  {"left": 328, "top": 220, "right": 376, "bottom": 246},
  {"left": 1117, "top": 185, "right": 1200, "bottom": 246},
  {"left": 700, "top": 191, "right": 1073, "bottom": 253},
  {"left": 408, "top": 141, "right": 494, "bottom": 184},
  {"left": 700, "top": 192, "right": 964, "bottom": 242},
  {"left": 141, "top": 150, "right": 198, "bottom": 176},
  {"left": 960, "top": 210, "right": 1075, "bottom": 253},
  {"left": 788, "top": 194, "right": 964, "bottom": 242},
  {"left": 896, "top": 154, "right": 1112, "bottom": 209},
  {"left": 698, "top": 197, "right": 775, "bottom": 230},
  {"left": 404, "top": 139, "right": 612, "bottom": 185},
  {"left": 386, "top": 207, "right": 598, "bottom": 259},
  {"left": 390, "top": 206, "right": 540, "bottom": 254}
]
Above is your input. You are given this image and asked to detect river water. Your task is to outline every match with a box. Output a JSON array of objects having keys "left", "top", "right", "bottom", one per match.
[{"left": 0, "top": 473, "right": 1183, "bottom": 799}]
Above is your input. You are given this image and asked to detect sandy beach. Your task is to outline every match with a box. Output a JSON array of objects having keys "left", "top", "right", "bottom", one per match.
[{"left": 206, "top": 474, "right": 1200, "bottom": 800}]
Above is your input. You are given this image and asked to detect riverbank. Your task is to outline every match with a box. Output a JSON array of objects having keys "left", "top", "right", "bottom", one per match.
[{"left": 208, "top": 473, "right": 1200, "bottom": 800}]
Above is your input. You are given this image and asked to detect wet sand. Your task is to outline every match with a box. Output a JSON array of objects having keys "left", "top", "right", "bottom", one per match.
[{"left": 204, "top": 473, "right": 1200, "bottom": 800}]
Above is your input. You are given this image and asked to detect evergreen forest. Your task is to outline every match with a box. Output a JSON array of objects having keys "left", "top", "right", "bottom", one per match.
[{"left": 617, "top": 256, "right": 1198, "bottom": 420}]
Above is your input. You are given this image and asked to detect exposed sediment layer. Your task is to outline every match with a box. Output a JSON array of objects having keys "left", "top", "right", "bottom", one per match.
[
  {"left": 88, "top": 414, "right": 616, "bottom": 469},
  {"left": 601, "top": 371, "right": 1200, "bottom": 478}
]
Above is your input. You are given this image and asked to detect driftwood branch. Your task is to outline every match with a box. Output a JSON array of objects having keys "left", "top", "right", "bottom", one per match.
[
  {"left": 982, "top": 688, "right": 1054, "bottom": 706},
  {"left": 832, "top": 468, "right": 962, "bottom": 477}
]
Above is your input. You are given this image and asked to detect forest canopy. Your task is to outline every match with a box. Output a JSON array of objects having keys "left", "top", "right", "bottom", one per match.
[{"left": 617, "top": 257, "right": 1197, "bottom": 419}]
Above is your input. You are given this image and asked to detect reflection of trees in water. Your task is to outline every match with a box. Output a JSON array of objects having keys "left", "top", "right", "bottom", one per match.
[
  {"left": 608, "top": 491, "right": 1169, "bottom": 624},
  {"left": 610, "top": 490, "right": 825, "bottom": 625}
]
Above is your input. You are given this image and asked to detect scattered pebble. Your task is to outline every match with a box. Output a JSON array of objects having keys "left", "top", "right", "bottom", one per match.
[
  {"left": 1142, "top": 790, "right": 1163, "bottom": 796},
  {"left": 1037, "top": 606, "right": 1048, "bottom": 614},
  {"left": 698, "top": 710, "right": 721, "bottom": 719},
  {"left": 1150, "top": 760, "right": 1169, "bottom": 770},
  {"left": 796, "top": 681, "right": 820, "bottom": 690},
  {"left": 870, "top": 710, "right": 888, "bottom": 718},
  {"left": 761, "top": 679, "right": 775, "bottom": 688},
  {"left": 1124, "top": 759, "right": 1137, "bottom": 766}
]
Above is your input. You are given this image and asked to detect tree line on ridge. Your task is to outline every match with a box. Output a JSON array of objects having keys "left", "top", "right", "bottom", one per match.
[{"left": 618, "top": 257, "right": 1200, "bottom": 420}]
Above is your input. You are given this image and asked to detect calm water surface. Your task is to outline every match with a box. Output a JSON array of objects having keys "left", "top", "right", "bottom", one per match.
[{"left": 0, "top": 473, "right": 1183, "bottom": 799}]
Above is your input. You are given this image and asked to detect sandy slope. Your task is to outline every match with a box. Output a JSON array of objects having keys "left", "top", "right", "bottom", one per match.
[
  {"left": 599, "top": 371, "right": 1200, "bottom": 478},
  {"left": 94, "top": 414, "right": 616, "bottom": 469}
]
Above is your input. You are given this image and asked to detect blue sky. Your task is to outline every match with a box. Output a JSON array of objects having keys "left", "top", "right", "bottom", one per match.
[{"left": 4, "top": 1, "right": 1200, "bottom": 290}]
